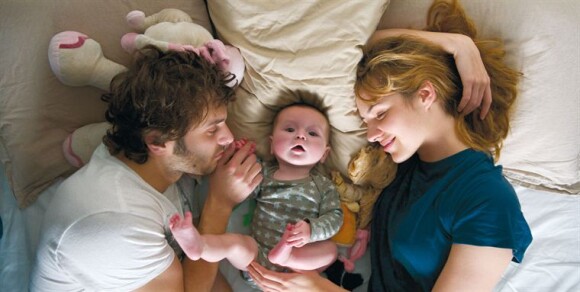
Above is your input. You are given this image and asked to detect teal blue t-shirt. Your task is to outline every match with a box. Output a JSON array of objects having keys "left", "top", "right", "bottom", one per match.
[{"left": 369, "top": 149, "right": 532, "bottom": 291}]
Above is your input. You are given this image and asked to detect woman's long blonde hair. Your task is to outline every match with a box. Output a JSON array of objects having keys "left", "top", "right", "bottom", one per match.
[{"left": 355, "top": 0, "right": 521, "bottom": 161}]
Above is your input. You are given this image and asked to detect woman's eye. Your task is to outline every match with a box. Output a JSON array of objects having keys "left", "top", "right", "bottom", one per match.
[
  {"left": 207, "top": 128, "right": 218, "bottom": 135},
  {"left": 376, "top": 112, "right": 386, "bottom": 120}
]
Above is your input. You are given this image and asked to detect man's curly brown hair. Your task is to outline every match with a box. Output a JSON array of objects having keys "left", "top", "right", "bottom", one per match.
[{"left": 101, "top": 46, "right": 236, "bottom": 163}]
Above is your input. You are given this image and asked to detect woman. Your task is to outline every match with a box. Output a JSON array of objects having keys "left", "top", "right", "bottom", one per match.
[{"left": 247, "top": 0, "right": 532, "bottom": 291}]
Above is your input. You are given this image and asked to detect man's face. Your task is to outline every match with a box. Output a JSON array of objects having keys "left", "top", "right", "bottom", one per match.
[{"left": 168, "top": 105, "right": 233, "bottom": 176}]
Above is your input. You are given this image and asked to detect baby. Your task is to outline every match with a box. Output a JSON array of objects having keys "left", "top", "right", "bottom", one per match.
[
  {"left": 170, "top": 99, "right": 343, "bottom": 274},
  {"left": 250, "top": 102, "right": 343, "bottom": 272}
]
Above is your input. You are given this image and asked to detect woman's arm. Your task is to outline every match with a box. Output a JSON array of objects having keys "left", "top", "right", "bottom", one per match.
[
  {"left": 370, "top": 29, "right": 492, "bottom": 119},
  {"left": 433, "top": 244, "right": 512, "bottom": 292}
]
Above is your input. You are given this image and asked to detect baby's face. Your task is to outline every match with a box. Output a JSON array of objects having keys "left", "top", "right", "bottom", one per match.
[{"left": 271, "top": 106, "right": 330, "bottom": 167}]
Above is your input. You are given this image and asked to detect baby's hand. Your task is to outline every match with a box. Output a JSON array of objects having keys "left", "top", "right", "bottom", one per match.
[{"left": 234, "top": 138, "right": 256, "bottom": 154}]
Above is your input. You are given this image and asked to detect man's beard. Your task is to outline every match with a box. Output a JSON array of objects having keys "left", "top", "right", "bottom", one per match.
[{"left": 173, "top": 138, "right": 217, "bottom": 175}]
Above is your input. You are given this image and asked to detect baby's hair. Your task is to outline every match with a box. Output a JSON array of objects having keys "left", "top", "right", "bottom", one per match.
[{"left": 273, "top": 90, "right": 331, "bottom": 134}]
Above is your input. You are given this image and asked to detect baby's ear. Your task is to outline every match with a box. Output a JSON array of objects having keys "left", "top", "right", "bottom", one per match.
[{"left": 320, "top": 145, "right": 331, "bottom": 163}]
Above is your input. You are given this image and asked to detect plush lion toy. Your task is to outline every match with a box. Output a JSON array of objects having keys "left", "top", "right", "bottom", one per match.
[{"left": 331, "top": 143, "right": 397, "bottom": 271}]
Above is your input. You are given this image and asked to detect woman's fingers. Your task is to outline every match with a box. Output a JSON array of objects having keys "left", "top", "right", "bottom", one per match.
[
  {"left": 248, "top": 262, "right": 284, "bottom": 291},
  {"left": 479, "top": 85, "right": 492, "bottom": 119}
]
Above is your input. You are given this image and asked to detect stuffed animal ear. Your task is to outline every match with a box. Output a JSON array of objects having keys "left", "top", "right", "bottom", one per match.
[{"left": 348, "top": 144, "right": 397, "bottom": 189}]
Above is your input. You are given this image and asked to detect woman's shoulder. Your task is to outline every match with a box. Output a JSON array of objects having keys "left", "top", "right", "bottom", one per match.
[
  {"left": 450, "top": 167, "right": 519, "bottom": 212},
  {"left": 441, "top": 150, "right": 518, "bottom": 205}
]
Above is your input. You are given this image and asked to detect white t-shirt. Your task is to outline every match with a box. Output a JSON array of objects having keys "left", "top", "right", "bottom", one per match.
[{"left": 30, "top": 144, "right": 189, "bottom": 291}]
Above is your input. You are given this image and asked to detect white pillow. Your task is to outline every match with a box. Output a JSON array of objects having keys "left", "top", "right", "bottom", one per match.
[
  {"left": 208, "top": 0, "right": 390, "bottom": 176},
  {"left": 378, "top": 0, "right": 580, "bottom": 194}
]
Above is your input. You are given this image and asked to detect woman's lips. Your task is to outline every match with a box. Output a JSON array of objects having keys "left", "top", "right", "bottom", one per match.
[{"left": 381, "top": 137, "right": 395, "bottom": 151}]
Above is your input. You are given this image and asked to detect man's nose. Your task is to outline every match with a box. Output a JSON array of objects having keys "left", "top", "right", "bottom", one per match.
[{"left": 218, "top": 127, "right": 234, "bottom": 145}]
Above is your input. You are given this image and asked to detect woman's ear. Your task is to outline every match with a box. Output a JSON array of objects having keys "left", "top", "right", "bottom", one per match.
[
  {"left": 144, "top": 130, "right": 169, "bottom": 156},
  {"left": 417, "top": 80, "right": 437, "bottom": 110}
]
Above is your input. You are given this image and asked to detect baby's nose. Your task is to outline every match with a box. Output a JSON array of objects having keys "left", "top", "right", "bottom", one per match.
[{"left": 295, "top": 131, "right": 306, "bottom": 140}]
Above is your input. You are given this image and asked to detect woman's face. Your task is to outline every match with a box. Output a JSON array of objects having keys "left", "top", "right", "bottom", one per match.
[{"left": 356, "top": 90, "right": 427, "bottom": 163}]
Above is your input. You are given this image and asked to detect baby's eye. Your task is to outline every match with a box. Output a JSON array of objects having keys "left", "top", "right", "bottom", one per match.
[
  {"left": 308, "top": 131, "right": 319, "bottom": 137},
  {"left": 284, "top": 127, "right": 295, "bottom": 133}
]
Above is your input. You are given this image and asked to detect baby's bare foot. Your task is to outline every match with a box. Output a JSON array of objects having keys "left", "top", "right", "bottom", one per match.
[{"left": 169, "top": 211, "right": 204, "bottom": 260}]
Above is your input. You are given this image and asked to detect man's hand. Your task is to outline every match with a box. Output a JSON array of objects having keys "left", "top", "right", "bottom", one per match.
[{"left": 208, "top": 141, "right": 262, "bottom": 209}]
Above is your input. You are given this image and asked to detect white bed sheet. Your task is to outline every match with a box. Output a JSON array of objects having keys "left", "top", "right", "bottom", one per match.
[{"left": 1, "top": 163, "right": 578, "bottom": 291}]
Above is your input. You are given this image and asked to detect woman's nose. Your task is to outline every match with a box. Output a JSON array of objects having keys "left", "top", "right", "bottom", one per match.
[{"left": 366, "top": 124, "right": 381, "bottom": 143}]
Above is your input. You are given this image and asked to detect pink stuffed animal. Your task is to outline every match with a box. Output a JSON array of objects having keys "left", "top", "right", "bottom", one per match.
[{"left": 48, "top": 8, "right": 245, "bottom": 168}]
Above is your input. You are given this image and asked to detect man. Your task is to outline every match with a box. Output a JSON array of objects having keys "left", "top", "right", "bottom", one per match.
[{"left": 31, "top": 46, "right": 262, "bottom": 291}]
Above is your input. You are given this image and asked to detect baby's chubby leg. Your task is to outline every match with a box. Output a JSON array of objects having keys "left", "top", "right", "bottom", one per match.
[
  {"left": 169, "top": 211, "right": 258, "bottom": 270},
  {"left": 201, "top": 233, "right": 259, "bottom": 270}
]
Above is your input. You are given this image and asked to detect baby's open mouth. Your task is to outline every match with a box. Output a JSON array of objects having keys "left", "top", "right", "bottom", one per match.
[{"left": 291, "top": 145, "right": 305, "bottom": 152}]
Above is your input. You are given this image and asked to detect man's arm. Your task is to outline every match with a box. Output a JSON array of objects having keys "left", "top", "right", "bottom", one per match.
[
  {"left": 135, "top": 255, "right": 184, "bottom": 292},
  {"left": 183, "top": 142, "right": 262, "bottom": 291},
  {"left": 182, "top": 195, "right": 233, "bottom": 291}
]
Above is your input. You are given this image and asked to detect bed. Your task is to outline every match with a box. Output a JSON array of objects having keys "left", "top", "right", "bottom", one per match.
[{"left": 1, "top": 0, "right": 578, "bottom": 291}]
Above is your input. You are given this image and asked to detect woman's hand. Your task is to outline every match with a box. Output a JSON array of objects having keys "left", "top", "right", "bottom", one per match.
[
  {"left": 247, "top": 262, "right": 346, "bottom": 292},
  {"left": 451, "top": 34, "right": 492, "bottom": 119}
]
